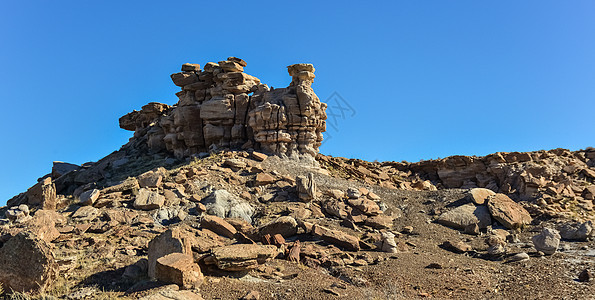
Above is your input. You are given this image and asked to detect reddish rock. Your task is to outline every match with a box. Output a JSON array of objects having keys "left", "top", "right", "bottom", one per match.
[
  {"left": 258, "top": 216, "right": 298, "bottom": 238},
  {"left": 312, "top": 225, "right": 360, "bottom": 251},
  {"left": 25, "top": 210, "right": 61, "bottom": 243},
  {"left": 147, "top": 227, "right": 193, "bottom": 278},
  {"left": 364, "top": 214, "right": 394, "bottom": 229},
  {"left": 201, "top": 215, "right": 237, "bottom": 238},
  {"left": 255, "top": 173, "right": 275, "bottom": 186},
  {"left": 155, "top": 253, "right": 203, "bottom": 289},
  {"left": 486, "top": 194, "right": 532, "bottom": 229},
  {"left": 250, "top": 152, "right": 268, "bottom": 162}
]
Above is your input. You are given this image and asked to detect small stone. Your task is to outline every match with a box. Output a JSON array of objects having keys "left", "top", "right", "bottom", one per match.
[
  {"left": 578, "top": 269, "right": 592, "bottom": 282},
  {"left": 402, "top": 226, "right": 414, "bottom": 234},
  {"left": 79, "top": 189, "right": 100, "bottom": 206},
  {"left": 201, "top": 215, "right": 237, "bottom": 239},
  {"left": 507, "top": 252, "right": 530, "bottom": 262},
  {"left": 250, "top": 152, "right": 268, "bottom": 161},
  {"left": 346, "top": 187, "right": 361, "bottom": 199},
  {"left": 241, "top": 290, "right": 261, "bottom": 300},
  {"left": 255, "top": 173, "right": 275, "bottom": 186},
  {"left": 425, "top": 263, "right": 443, "bottom": 269},
  {"left": 181, "top": 63, "right": 201, "bottom": 72},
  {"left": 441, "top": 240, "right": 472, "bottom": 253}
]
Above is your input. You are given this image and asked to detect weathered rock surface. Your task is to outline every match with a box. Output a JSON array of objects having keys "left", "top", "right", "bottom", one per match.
[
  {"left": 147, "top": 227, "right": 193, "bottom": 278},
  {"left": 437, "top": 204, "right": 492, "bottom": 230},
  {"left": 119, "top": 58, "right": 327, "bottom": 160},
  {"left": 296, "top": 173, "right": 316, "bottom": 202},
  {"left": 466, "top": 188, "right": 495, "bottom": 205},
  {"left": 155, "top": 253, "right": 203, "bottom": 289},
  {"left": 134, "top": 188, "right": 165, "bottom": 210},
  {"left": 486, "top": 194, "right": 532, "bottom": 229},
  {"left": 532, "top": 228, "right": 561, "bottom": 255},
  {"left": 258, "top": 216, "right": 298, "bottom": 238},
  {"left": 558, "top": 221, "right": 593, "bottom": 241},
  {"left": 312, "top": 224, "right": 360, "bottom": 251},
  {"left": 202, "top": 190, "right": 254, "bottom": 223},
  {"left": 0, "top": 232, "right": 58, "bottom": 294},
  {"left": 207, "top": 244, "right": 278, "bottom": 271},
  {"left": 200, "top": 215, "right": 237, "bottom": 239}
]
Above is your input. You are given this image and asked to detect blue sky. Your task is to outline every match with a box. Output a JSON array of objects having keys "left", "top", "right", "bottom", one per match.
[{"left": 1, "top": 1, "right": 594, "bottom": 205}]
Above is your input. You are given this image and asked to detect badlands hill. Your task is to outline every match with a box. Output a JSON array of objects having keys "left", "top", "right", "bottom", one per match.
[{"left": 0, "top": 58, "right": 593, "bottom": 300}]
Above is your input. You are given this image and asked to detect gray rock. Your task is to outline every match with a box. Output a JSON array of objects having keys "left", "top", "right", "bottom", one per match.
[
  {"left": 346, "top": 188, "right": 361, "bottom": 199},
  {"left": 202, "top": 190, "right": 254, "bottom": 223},
  {"left": 153, "top": 207, "right": 188, "bottom": 225},
  {"left": 558, "top": 221, "right": 593, "bottom": 241},
  {"left": 51, "top": 161, "right": 80, "bottom": 179},
  {"left": 532, "top": 228, "right": 561, "bottom": 255},
  {"left": 507, "top": 252, "right": 530, "bottom": 262},
  {"left": 71, "top": 206, "right": 100, "bottom": 221},
  {"left": 437, "top": 204, "right": 492, "bottom": 229}
]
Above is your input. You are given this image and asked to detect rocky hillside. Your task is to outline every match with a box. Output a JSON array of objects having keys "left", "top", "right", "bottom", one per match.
[{"left": 0, "top": 58, "right": 593, "bottom": 299}]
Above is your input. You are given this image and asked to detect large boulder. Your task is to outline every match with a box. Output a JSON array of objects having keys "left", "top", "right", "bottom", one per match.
[
  {"left": 486, "top": 194, "right": 532, "bottom": 229},
  {"left": 437, "top": 204, "right": 492, "bottom": 230},
  {"left": 558, "top": 221, "right": 593, "bottom": 241},
  {"left": 0, "top": 232, "right": 58, "bottom": 294},
  {"left": 147, "top": 227, "right": 193, "bottom": 278}
]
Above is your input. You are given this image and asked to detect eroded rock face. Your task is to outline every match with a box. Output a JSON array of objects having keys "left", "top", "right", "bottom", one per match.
[{"left": 119, "top": 58, "right": 327, "bottom": 160}]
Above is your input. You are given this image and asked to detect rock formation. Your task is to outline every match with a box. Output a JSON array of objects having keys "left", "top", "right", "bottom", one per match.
[{"left": 119, "top": 58, "right": 327, "bottom": 160}]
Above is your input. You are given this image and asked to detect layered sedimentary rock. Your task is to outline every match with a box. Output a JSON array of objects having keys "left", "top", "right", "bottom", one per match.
[{"left": 119, "top": 58, "right": 327, "bottom": 160}]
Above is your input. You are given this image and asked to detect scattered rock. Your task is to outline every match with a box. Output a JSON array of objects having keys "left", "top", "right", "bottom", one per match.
[
  {"left": 380, "top": 232, "right": 398, "bottom": 253},
  {"left": 71, "top": 206, "right": 100, "bottom": 221},
  {"left": 255, "top": 173, "right": 275, "bottom": 186},
  {"left": 346, "top": 187, "right": 361, "bottom": 199},
  {"left": 258, "top": 216, "right": 298, "bottom": 238},
  {"left": 147, "top": 227, "right": 193, "bottom": 278},
  {"left": 441, "top": 240, "right": 472, "bottom": 253},
  {"left": 155, "top": 253, "right": 203, "bottom": 289},
  {"left": 202, "top": 190, "right": 254, "bottom": 223},
  {"left": 579, "top": 269, "right": 592, "bottom": 282},
  {"left": 201, "top": 215, "right": 237, "bottom": 239},
  {"left": 466, "top": 188, "right": 495, "bottom": 205},
  {"left": 507, "top": 252, "right": 530, "bottom": 263},
  {"left": 250, "top": 152, "right": 268, "bottom": 162},
  {"left": 312, "top": 224, "right": 360, "bottom": 251},
  {"left": 138, "top": 170, "right": 164, "bottom": 188},
  {"left": 79, "top": 189, "right": 100, "bottom": 206},
  {"left": 364, "top": 214, "right": 394, "bottom": 229},
  {"left": 558, "top": 221, "right": 593, "bottom": 241},
  {"left": 437, "top": 204, "right": 491, "bottom": 230},
  {"left": 532, "top": 228, "right": 561, "bottom": 255},
  {"left": 241, "top": 290, "right": 261, "bottom": 300},
  {"left": 134, "top": 188, "right": 165, "bottom": 210},
  {"left": 486, "top": 194, "right": 532, "bottom": 229},
  {"left": 5, "top": 204, "right": 30, "bottom": 223},
  {"left": 206, "top": 244, "right": 278, "bottom": 271}
]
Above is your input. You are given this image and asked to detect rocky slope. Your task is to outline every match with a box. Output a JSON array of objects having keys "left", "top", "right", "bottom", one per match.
[{"left": 0, "top": 58, "right": 594, "bottom": 299}]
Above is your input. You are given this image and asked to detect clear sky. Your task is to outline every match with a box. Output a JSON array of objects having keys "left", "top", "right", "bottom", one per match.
[{"left": 1, "top": 1, "right": 594, "bottom": 205}]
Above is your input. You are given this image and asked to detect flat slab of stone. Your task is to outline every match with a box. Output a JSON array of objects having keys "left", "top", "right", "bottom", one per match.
[
  {"left": 312, "top": 225, "right": 360, "bottom": 251},
  {"left": 466, "top": 188, "right": 495, "bottom": 205},
  {"left": 208, "top": 244, "right": 278, "bottom": 271}
]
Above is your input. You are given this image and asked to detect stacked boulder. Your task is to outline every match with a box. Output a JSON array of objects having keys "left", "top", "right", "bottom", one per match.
[{"left": 119, "top": 58, "right": 327, "bottom": 160}]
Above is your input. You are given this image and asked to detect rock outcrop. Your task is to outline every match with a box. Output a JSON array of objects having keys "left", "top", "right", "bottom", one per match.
[{"left": 119, "top": 58, "right": 327, "bottom": 161}]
